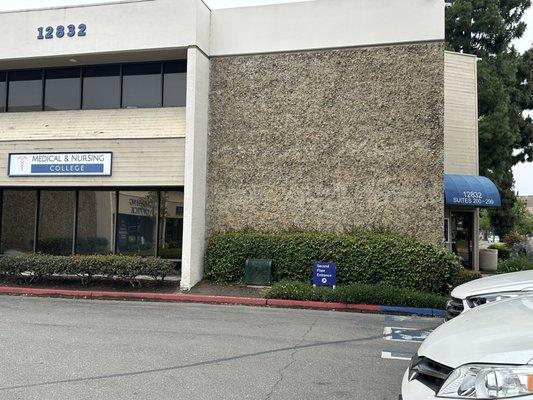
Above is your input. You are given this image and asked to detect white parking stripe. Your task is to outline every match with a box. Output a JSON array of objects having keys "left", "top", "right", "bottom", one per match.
[
  {"left": 381, "top": 350, "right": 414, "bottom": 361},
  {"left": 383, "top": 327, "right": 432, "bottom": 343}
]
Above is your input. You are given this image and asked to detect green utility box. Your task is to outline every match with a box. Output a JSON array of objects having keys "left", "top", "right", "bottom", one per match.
[{"left": 244, "top": 258, "right": 273, "bottom": 286}]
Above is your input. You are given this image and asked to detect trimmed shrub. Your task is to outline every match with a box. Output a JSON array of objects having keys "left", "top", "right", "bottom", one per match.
[
  {"left": 451, "top": 268, "right": 482, "bottom": 287},
  {"left": 502, "top": 231, "right": 527, "bottom": 247},
  {"left": 499, "top": 256, "right": 533, "bottom": 273},
  {"left": 265, "top": 281, "right": 447, "bottom": 309},
  {"left": 205, "top": 232, "right": 461, "bottom": 294},
  {"left": 0, "top": 254, "right": 175, "bottom": 286},
  {"left": 488, "top": 243, "right": 511, "bottom": 260}
]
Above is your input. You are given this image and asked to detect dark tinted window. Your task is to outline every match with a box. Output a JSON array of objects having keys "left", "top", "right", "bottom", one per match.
[
  {"left": 1, "top": 190, "right": 37, "bottom": 254},
  {"left": 37, "top": 190, "right": 76, "bottom": 255},
  {"left": 76, "top": 190, "right": 116, "bottom": 254},
  {"left": 158, "top": 190, "right": 183, "bottom": 259},
  {"left": 0, "top": 72, "right": 6, "bottom": 112},
  {"left": 117, "top": 191, "right": 157, "bottom": 255},
  {"left": 8, "top": 69, "right": 43, "bottom": 112},
  {"left": 163, "top": 61, "right": 186, "bottom": 107},
  {"left": 122, "top": 63, "right": 161, "bottom": 108},
  {"left": 82, "top": 65, "right": 121, "bottom": 109},
  {"left": 44, "top": 67, "right": 81, "bottom": 111}
]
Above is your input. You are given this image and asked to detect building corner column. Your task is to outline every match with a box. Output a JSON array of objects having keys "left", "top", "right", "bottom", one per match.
[{"left": 180, "top": 46, "right": 210, "bottom": 290}]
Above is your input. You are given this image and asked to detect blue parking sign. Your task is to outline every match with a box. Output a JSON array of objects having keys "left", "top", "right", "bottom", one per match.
[{"left": 312, "top": 261, "right": 336, "bottom": 287}]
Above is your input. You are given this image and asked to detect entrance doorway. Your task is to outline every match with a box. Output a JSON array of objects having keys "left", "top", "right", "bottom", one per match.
[{"left": 451, "top": 212, "right": 473, "bottom": 269}]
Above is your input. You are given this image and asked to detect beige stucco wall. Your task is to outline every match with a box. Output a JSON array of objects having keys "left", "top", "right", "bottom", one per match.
[
  {"left": 0, "top": 108, "right": 186, "bottom": 187},
  {"left": 444, "top": 51, "right": 478, "bottom": 175},
  {"left": 443, "top": 52, "right": 480, "bottom": 269},
  {"left": 207, "top": 42, "right": 445, "bottom": 244}
]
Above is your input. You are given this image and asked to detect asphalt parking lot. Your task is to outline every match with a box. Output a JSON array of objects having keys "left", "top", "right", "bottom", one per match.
[{"left": 0, "top": 297, "right": 442, "bottom": 400}]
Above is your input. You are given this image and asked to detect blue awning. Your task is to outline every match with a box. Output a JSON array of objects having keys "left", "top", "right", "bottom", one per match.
[{"left": 444, "top": 174, "right": 501, "bottom": 208}]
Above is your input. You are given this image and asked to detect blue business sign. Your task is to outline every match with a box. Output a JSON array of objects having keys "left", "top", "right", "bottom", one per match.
[
  {"left": 8, "top": 152, "right": 112, "bottom": 177},
  {"left": 312, "top": 261, "right": 336, "bottom": 287},
  {"left": 444, "top": 174, "right": 501, "bottom": 208}
]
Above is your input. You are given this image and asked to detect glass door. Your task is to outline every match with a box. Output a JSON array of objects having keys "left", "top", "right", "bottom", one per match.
[{"left": 451, "top": 212, "right": 473, "bottom": 269}]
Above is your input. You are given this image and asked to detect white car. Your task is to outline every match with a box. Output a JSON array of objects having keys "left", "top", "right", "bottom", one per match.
[
  {"left": 445, "top": 270, "right": 533, "bottom": 320},
  {"left": 401, "top": 294, "right": 533, "bottom": 399}
]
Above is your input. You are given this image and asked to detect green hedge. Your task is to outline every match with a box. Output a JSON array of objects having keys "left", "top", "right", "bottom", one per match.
[
  {"left": 205, "top": 232, "right": 461, "bottom": 294},
  {"left": 488, "top": 243, "right": 511, "bottom": 260},
  {"left": 499, "top": 256, "right": 533, "bottom": 273},
  {"left": 0, "top": 254, "right": 175, "bottom": 285},
  {"left": 451, "top": 268, "right": 482, "bottom": 287},
  {"left": 265, "top": 281, "right": 447, "bottom": 309}
]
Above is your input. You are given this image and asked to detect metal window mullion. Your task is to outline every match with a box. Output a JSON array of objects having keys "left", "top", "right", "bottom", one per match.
[
  {"left": 119, "top": 65, "right": 124, "bottom": 108},
  {"left": 160, "top": 62, "right": 164, "bottom": 107},
  {"left": 72, "top": 190, "right": 79, "bottom": 255},
  {"left": 41, "top": 69, "right": 45, "bottom": 111},
  {"left": 154, "top": 190, "right": 160, "bottom": 257},
  {"left": 33, "top": 190, "right": 41, "bottom": 253},
  {"left": 4, "top": 71, "right": 8, "bottom": 112},
  {"left": 79, "top": 67, "right": 84, "bottom": 110},
  {"left": 113, "top": 190, "right": 119, "bottom": 254}
]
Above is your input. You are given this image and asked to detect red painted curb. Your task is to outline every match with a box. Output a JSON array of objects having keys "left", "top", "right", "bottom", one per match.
[
  {"left": 345, "top": 303, "right": 381, "bottom": 313},
  {"left": 0, "top": 286, "right": 267, "bottom": 307},
  {"left": 266, "top": 298, "right": 347, "bottom": 310},
  {"left": 0, "top": 286, "right": 436, "bottom": 317}
]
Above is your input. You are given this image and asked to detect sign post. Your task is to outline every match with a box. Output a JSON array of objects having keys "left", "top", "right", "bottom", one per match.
[{"left": 312, "top": 261, "right": 336, "bottom": 288}]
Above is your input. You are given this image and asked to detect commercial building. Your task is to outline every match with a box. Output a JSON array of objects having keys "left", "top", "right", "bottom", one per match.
[{"left": 0, "top": 0, "right": 499, "bottom": 288}]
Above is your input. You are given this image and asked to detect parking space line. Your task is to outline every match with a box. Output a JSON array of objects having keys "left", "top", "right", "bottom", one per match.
[
  {"left": 381, "top": 349, "right": 414, "bottom": 361},
  {"left": 383, "top": 327, "right": 432, "bottom": 343}
]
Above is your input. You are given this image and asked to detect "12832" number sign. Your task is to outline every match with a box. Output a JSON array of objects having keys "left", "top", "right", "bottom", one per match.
[{"left": 37, "top": 24, "right": 87, "bottom": 40}]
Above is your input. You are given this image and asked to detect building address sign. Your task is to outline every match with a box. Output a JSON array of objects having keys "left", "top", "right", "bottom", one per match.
[
  {"left": 8, "top": 152, "right": 112, "bottom": 177},
  {"left": 37, "top": 24, "right": 86, "bottom": 39}
]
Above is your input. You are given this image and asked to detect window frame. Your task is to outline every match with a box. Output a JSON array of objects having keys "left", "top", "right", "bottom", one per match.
[
  {"left": 0, "top": 71, "right": 6, "bottom": 113},
  {"left": 6, "top": 68, "right": 45, "bottom": 112},
  {"left": 81, "top": 64, "right": 122, "bottom": 110},
  {"left": 0, "top": 187, "right": 183, "bottom": 260},
  {"left": 0, "top": 60, "right": 186, "bottom": 113},
  {"left": 44, "top": 67, "right": 82, "bottom": 111},
  {"left": 121, "top": 62, "right": 164, "bottom": 109}
]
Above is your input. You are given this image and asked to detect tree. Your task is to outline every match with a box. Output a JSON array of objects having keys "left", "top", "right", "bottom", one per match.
[
  {"left": 513, "top": 197, "right": 533, "bottom": 234},
  {"left": 445, "top": 0, "right": 533, "bottom": 236}
]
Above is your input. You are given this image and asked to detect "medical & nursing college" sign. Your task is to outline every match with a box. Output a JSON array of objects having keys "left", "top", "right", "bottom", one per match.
[{"left": 8, "top": 152, "right": 112, "bottom": 177}]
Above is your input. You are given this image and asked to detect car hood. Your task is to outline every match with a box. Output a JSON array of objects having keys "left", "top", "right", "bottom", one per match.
[
  {"left": 419, "top": 294, "right": 533, "bottom": 368},
  {"left": 451, "top": 270, "right": 533, "bottom": 299}
]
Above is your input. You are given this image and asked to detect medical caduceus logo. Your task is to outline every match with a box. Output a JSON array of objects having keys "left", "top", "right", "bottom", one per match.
[{"left": 18, "top": 155, "right": 28, "bottom": 172}]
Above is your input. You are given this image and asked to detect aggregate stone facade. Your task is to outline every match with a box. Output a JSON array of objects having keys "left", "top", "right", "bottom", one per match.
[{"left": 207, "top": 42, "right": 444, "bottom": 244}]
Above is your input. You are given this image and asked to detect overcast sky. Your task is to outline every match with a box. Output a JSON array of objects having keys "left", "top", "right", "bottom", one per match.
[{"left": 0, "top": 0, "right": 532, "bottom": 194}]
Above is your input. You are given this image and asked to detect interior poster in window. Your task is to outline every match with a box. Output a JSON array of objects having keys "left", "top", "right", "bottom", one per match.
[{"left": 8, "top": 152, "right": 112, "bottom": 176}]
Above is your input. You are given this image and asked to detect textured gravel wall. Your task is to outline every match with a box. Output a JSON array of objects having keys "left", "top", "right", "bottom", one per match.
[{"left": 207, "top": 42, "right": 444, "bottom": 244}]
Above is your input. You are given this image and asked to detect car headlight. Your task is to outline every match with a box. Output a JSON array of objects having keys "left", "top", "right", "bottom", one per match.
[
  {"left": 438, "top": 364, "right": 533, "bottom": 398},
  {"left": 467, "top": 291, "right": 527, "bottom": 308}
]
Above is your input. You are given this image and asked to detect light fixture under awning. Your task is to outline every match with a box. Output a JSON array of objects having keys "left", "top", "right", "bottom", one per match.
[{"left": 444, "top": 174, "right": 501, "bottom": 208}]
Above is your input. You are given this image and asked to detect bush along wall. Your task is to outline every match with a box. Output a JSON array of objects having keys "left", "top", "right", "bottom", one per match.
[
  {"left": 205, "top": 232, "right": 461, "bottom": 294},
  {"left": 0, "top": 254, "right": 175, "bottom": 286},
  {"left": 266, "top": 281, "right": 448, "bottom": 309},
  {"left": 499, "top": 256, "right": 533, "bottom": 273}
]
